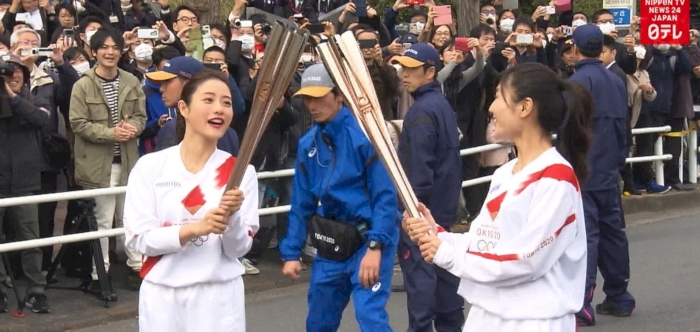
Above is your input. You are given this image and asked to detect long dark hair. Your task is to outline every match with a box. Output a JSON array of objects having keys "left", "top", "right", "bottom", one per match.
[
  {"left": 175, "top": 69, "right": 231, "bottom": 143},
  {"left": 497, "top": 63, "right": 593, "bottom": 181}
]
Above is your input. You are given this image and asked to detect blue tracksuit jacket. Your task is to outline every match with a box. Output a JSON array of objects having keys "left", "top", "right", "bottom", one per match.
[
  {"left": 569, "top": 58, "right": 627, "bottom": 191},
  {"left": 279, "top": 107, "right": 400, "bottom": 261}
]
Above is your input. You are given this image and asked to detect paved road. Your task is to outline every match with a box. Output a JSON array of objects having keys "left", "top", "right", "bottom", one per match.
[{"left": 75, "top": 213, "right": 700, "bottom": 332}]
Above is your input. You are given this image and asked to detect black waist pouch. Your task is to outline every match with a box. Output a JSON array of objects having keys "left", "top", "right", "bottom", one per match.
[{"left": 308, "top": 215, "right": 365, "bottom": 261}]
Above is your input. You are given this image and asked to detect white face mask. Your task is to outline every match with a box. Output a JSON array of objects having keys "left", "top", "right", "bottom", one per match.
[
  {"left": 572, "top": 19, "right": 586, "bottom": 28},
  {"left": 85, "top": 29, "right": 97, "bottom": 45},
  {"left": 499, "top": 18, "right": 514, "bottom": 33},
  {"left": 215, "top": 39, "right": 227, "bottom": 51},
  {"left": 598, "top": 22, "right": 615, "bottom": 35},
  {"left": 134, "top": 43, "right": 153, "bottom": 63},
  {"left": 634, "top": 45, "right": 647, "bottom": 59},
  {"left": 238, "top": 35, "right": 255, "bottom": 53},
  {"left": 72, "top": 61, "right": 90, "bottom": 75},
  {"left": 655, "top": 44, "right": 670, "bottom": 52}
]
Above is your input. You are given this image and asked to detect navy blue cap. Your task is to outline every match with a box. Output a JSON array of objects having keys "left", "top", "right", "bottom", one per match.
[
  {"left": 572, "top": 24, "right": 604, "bottom": 52},
  {"left": 145, "top": 56, "right": 206, "bottom": 82},
  {"left": 391, "top": 42, "right": 441, "bottom": 69},
  {"left": 398, "top": 33, "right": 418, "bottom": 45}
]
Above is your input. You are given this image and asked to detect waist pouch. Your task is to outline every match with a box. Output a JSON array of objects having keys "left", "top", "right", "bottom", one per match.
[{"left": 308, "top": 215, "right": 367, "bottom": 261}]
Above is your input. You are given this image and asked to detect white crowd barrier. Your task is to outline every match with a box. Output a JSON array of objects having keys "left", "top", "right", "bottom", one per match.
[{"left": 0, "top": 126, "right": 686, "bottom": 254}]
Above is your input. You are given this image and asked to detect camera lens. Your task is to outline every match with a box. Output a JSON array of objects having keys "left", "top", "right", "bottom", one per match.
[
  {"left": 234, "top": 19, "right": 241, "bottom": 27},
  {"left": 263, "top": 24, "right": 271, "bottom": 34},
  {"left": 486, "top": 18, "right": 494, "bottom": 25}
]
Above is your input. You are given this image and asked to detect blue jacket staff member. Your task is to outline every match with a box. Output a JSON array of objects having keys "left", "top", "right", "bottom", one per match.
[
  {"left": 279, "top": 64, "right": 400, "bottom": 332},
  {"left": 568, "top": 24, "right": 635, "bottom": 326},
  {"left": 391, "top": 43, "right": 465, "bottom": 332}
]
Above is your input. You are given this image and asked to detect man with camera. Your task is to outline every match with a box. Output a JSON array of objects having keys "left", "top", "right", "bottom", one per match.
[
  {"left": 0, "top": 52, "right": 51, "bottom": 314},
  {"left": 354, "top": 25, "right": 399, "bottom": 120}
]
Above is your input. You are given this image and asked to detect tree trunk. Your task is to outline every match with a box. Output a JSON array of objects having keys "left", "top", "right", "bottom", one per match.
[
  {"left": 457, "top": 0, "right": 481, "bottom": 36},
  {"left": 182, "top": 0, "right": 221, "bottom": 24}
]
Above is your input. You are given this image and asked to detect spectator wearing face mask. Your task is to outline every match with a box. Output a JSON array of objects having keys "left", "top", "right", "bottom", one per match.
[
  {"left": 496, "top": 9, "right": 515, "bottom": 41},
  {"left": 591, "top": 9, "right": 637, "bottom": 75},
  {"left": 226, "top": 18, "right": 256, "bottom": 89},
  {"left": 627, "top": 45, "right": 656, "bottom": 136},
  {"left": 383, "top": 1, "right": 427, "bottom": 41}
]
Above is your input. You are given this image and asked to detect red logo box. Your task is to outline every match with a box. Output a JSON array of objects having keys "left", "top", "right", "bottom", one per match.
[{"left": 640, "top": 0, "right": 690, "bottom": 45}]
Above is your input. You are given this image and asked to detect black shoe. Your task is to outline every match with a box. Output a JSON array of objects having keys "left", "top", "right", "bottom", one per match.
[
  {"left": 391, "top": 284, "right": 406, "bottom": 292},
  {"left": 88, "top": 278, "right": 119, "bottom": 302},
  {"left": 24, "top": 293, "right": 50, "bottom": 314},
  {"left": 125, "top": 270, "right": 142, "bottom": 291},
  {"left": 0, "top": 292, "right": 7, "bottom": 313},
  {"left": 595, "top": 300, "right": 632, "bottom": 317},
  {"left": 673, "top": 183, "right": 694, "bottom": 191}
]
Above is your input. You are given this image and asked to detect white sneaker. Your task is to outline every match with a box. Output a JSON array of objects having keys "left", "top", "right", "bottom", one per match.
[{"left": 240, "top": 258, "right": 260, "bottom": 275}]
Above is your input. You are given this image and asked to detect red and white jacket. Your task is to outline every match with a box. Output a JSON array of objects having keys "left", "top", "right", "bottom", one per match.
[
  {"left": 123, "top": 145, "right": 259, "bottom": 288},
  {"left": 434, "top": 147, "right": 587, "bottom": 320}
]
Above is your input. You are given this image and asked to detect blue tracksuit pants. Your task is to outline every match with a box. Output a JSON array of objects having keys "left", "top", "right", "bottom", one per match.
[
  {"left": 578, "top": 187, "right": 636, "bottom": 323},
  {"left": 397, "top": 229, "right": 464, "bottom": 332},
  {"left": 306, "top": 244, "right": 396, "bottom": 332}
]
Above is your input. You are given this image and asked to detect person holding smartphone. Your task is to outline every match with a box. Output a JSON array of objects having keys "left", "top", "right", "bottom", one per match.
[{"left": 353, "top": 25, "right": 399, "bottom": 120}]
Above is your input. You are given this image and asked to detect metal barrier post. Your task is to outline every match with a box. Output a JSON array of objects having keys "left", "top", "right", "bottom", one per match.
[
  {"left": 689, "top": 128, "right": 697, "bottom": 184},
  {"left": 654, "top": 134, "right": 665, "bottom": 186}
]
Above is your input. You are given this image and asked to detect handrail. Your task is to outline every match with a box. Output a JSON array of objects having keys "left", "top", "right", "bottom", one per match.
[{"left": 0, "top": 125, "right": 679, "bottom": 253}]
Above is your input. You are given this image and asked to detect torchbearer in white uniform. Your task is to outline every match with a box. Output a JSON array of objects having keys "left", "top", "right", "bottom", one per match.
[{"left": 124, "top": 70, "right": 259, "bottom": 332}]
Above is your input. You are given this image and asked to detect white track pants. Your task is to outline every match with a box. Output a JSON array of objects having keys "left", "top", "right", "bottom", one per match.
[
  {"left": 139, "top": 277, "right": 246, "bottom": 332},
  {"left": 464, "top": 305, "right": 576, "bottom": 332}
]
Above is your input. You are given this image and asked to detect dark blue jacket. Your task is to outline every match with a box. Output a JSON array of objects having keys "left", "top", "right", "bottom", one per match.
[
  {"left": 140, "top": 80, "right": 173, "bottom": 156},
  {"left": 398, "top": 81, "right": 462, "bottom": 228},
  {"left": 154, "top": 117, "right": 240, "bottom": 156},
  {"left": 643, "top": 48, "right": 693, "bottom": 114},
  {"left": 279, "top": 107, "right": 400, "bottom": 261},
  {"left": 569, "top": 59, "right": 627, "bottom": 191}
]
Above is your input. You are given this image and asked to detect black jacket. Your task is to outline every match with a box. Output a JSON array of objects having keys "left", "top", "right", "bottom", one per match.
[{"left": 0, "top": 93, "right": 50, "bottom": 195}]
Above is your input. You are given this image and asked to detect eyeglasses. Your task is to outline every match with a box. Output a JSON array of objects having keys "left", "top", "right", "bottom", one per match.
[
  {"left": 435, "top": 31, "right": 451, "bottom": 37},
  {"left": 177, "top": 16, "right": 198, "bottom": 24}
]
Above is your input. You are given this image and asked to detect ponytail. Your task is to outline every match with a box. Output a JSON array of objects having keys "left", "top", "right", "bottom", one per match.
[{"left": 557, "top": 80, "right": 593, "bottom": 182}]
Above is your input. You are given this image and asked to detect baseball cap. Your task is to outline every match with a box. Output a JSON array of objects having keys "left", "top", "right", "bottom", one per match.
[
  {"left": 560, "top": 37, "right": 574, "bottom": 53},
  {"left": 145, "top": 56, "right": 205, "bottom": 82},
  {"left": 391, "top": 42, "right": 441, "bottom": 69},
  {"left": 572, "top": 24, "right": 603, "bottom": 52},
  {"left": 293, "top": 63, "right": 335, "bottom": 98}
]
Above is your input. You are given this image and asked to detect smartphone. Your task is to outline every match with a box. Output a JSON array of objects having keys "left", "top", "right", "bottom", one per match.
[
  {"left": 453, "top": 37, "right": 470, "bottom": 52},
  {"left": 355, "top": 0, "right": 367, "bottom": 17},
  {"left": 433, "top": 5, "right": 452, "bottom": 26},
  {"left": 402, "top": 43, "right": 412, "bottom": 52},
  {"left": 15, "top": 12, "right": 30, "bottom": 23},
  {"left": 545, "top": 6, "right": 556, "bottom": 14},
  {"left": 358, "top": 39, "right": 377, "bottom": 49},
  {"left": 203, "top": 63, "right": 221, "bottom": 71},
  {"left": 555, "top": 0, "right": 572, "bottom": 12},
  {"left": 307, "top": 23, "right": 324, "bottom": 34},
  {"left": 516, "top": 34, "right": 534, "bottom": 44},
  {"left": 406, "top": 0, "right": 423, "bottom": 5},
  {"left": 562, "top": 27, "right": 572, "bottom": 36},
  {"left": 21, "top": 48, "right": 53, "bottom": 57},
  {"left": 63, "top": 28, "right": 74, "bottom": 38},
  {"left": 239, "top": 20, "right": 253, "bottom": 28},
  {"left": 293, "top": 13, "right": 303, "bottom": 18},
  {"left": 137, "top": 28, "right": 159, "bottom": 39}
]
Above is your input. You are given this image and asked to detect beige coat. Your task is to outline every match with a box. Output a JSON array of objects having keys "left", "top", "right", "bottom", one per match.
[
  {"left": 69, "top": 68, "right": 146, "bottom": 189},
  {"left": 627, "top": 69, "right": 658, "bottom": 128}
]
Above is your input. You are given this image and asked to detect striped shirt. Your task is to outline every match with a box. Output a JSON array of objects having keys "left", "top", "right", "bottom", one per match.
[{"left": 99, "top": 74, "right": 121, "bottom": 160}]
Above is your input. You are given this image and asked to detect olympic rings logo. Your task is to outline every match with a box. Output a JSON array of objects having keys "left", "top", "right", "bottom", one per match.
[
  {"left": 477, "top": 240, "right": 496, "bottom": 252},
  {"left": 191, "top": 235, "right": 209, "bottom": 247}
]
